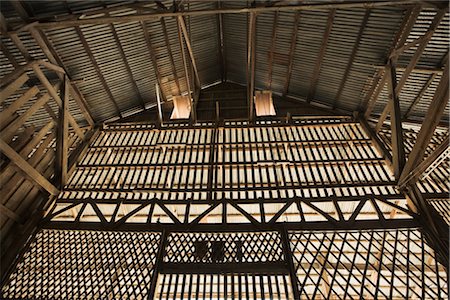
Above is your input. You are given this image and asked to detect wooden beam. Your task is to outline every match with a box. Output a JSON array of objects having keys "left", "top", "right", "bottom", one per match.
[
  {"left": 28, "top": 28, "right": 95, "bottom": 127},
  {"left": 177, "top": 17, "right": 194, "bottom": 122},
  {"left": 266, "top": 11, "right": 279, "bottom": 90},
  {"left": 307, "top": 9, "right": 335, "bottom": 103},
  {"left": 178, "top": 16, "right": 201, "bottom": 88},
  {"left": 0, "top": 39, "right": 19, "bottom": 68},
  {"left": 387, "top": 60, "right": 406, "bottom": 180},
  {"left": 0, "top": 84, "right": 59, "bottom": 142},
  {"left": 402, "top": 73, "right": 436, "bottom": 119},
  {"left": 395, "top": 9, "right": 445, "bottom": 95},
  {"left": 32, "top": 1, "right": 423, "bottom": 29},
  {"left": 247, "top": 12, "right": 256, "bottom": 121},
  {"left": 283, "top": 11, "right": 301, "bottom": 97},
  {"left": 399, "top": 135, "right": 449, "bottom": 188},
  {"left": 0, "top": 73, "right": 29, "bottom": 105},
  {"left": 399, "top": 63, "right": 449, "bottom": 183},
  {"left": 0, "top": 138, "right": 59, "bottom": 195},
  {"left": 106, "top": 18, "right": 146, "bottom": 109},
  {"left": 334, "top": 9, "right": 370, "bottom": 108},
  {"left": 217, "top": 0, "right": 226, "bottom": 82},
  {"left": 0, "top": 85, "right": 39, "bottom": 129},
  {"left": 140, "top": 19, "right": 167, "bottom": 103},
  {"left": 362, "top": 5, "right": 421, "bottom": 116},
  {"left": 55, "top": 76, "right": 69, "bottom": 187},
  {"left": 160, "top": 18, "right": 181, "bottom": 95},
  {"left": 32, "top": 64, "right": 85, "bottom": 139},
  {"left": 73, "top": 26, "right": 122, "bottom": 118}
]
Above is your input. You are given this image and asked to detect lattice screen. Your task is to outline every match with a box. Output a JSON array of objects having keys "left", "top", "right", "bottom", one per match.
[{"left": 1, "top": 230, "right": 161, "bottom": 300}]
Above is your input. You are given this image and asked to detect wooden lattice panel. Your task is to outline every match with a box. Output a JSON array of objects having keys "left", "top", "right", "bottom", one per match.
[
  {"left": 153, "top": 273, "right": 294, "bottom": 300},
  {"left": 1, "top": 230, "right": 161, "bottom": 300},
  {"left": 288, "top": 229, "right": 448, "bottom": 299},
  {"left": 164, "top": 231, "right": 284, "bottom": 264}
]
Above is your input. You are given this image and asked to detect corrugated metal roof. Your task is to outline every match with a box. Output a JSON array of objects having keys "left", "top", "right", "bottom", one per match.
[{"left": 0, "top": 1, "right": 448, "bottom": 124}]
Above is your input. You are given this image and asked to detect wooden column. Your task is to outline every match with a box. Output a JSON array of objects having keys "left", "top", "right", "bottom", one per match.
[{"left": 55, "top": 75, "right": 69, "bottom": 187}]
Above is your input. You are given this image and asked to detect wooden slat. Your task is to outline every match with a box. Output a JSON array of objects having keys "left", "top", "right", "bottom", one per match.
[
  {"left": 395, "top": 9, "right": 446, "bottom": 95},
  {"left": 0, "top": 93, "right": 51, "bottom": 142},
  {"left": 32, "top": 64, "right": 85, "bottom": 139},
  {"left": 283, "top": 11, "right": 301, "bottom": 97},
  {"left": 0, "top": 85, "right": 40, "bottom": 129},
  {"left": 399, "top": 64, "right": 449, "bottom": 183},
  {"left": 0, "top": 73, "right": 29, "bottom": 105},
  {"left": 0, "top": 138, "right": 59, "bottom": 195},
  {"left": 307, "top": 9, "right": 335, "bottom": 102}
]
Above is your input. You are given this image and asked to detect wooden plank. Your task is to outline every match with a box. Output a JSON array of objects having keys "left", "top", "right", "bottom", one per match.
[
  {"left": 55, "top": 76, "right": 69, "bottom": 187},
  {"left": 160, "top": 18, "right": 181, "bottom": 95},
  {"left": 395, "top": 9, "right": 446, "bottom": 95},
  {"left": 177, "top": 17, "right": 194, "bottom": 122},
  {"left": 73, "top": 26, "right": 122, "bottom": 118},
  {"left": 28, "top": 28, "right": 95, "bottom": 127},
  {"left": 0, "top": 138, "right": 59, "bottom": 195},
  {"left": 0, "top": 73, "right": 29, "bottom": 104},
  {"left": 375, "top": 100, "right": 392, "bottom": 132},
  {"left": 140, "top": 19, "right": 167, "bottom": 102},
  {"left": 0, "top": 89, "right": 53, "bottom": 142},
  {"left": 402, "top": 73, "right": 436, "bottom": 120},
  {"left": 178, "top": 16, "right": 201, "bottom": 88},
  {"left": 0, "top": 204, "right": 23, "bottom": 224},
  {"left": 0, "top": 85, "right": 40, "bottom": 129},
  {"left": 307, "top": 9, "right": 335, "bottom": 103},
  {"left": 399, "top": 64, "right": 449, "bottom": 183},
  {"left": 266, "top": 11, "right": 279, "bottom": 90},
  {"left": 387, "top": 61, "right": 405, "bottom": 180},
  {"left": 247, "top": 12, "right": 256, "bottom": 121},
  {"left": 334, "top": 9, "right": 370, "bottom": 108},
  {"left": 32, "top": 64, "right": 85, "bottom": 139},
  {"left": 33, "top": 0, "right": 422, "bottom": 29},
  {"left": 283, "top": 11, "right": 301, "bottom": 97}
]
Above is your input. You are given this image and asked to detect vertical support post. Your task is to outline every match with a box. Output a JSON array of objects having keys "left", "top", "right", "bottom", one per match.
[
  {"left": 387, "top": 60, "right": 405, "bottom": 180},
  {"left": 55, "top": 75, "right": 69, "bottom": 187},
  {"left": 156, "top": 84, "right": 163, "bottom": 126},
  {"left": 247, "top": 12, "right": 256, "bottom": 122},
  {"left": 148, "top": 230, "right": 168, "bottom": 299},
  {"left": 280, "top": 227, "right": 301, "bottom": 300}
]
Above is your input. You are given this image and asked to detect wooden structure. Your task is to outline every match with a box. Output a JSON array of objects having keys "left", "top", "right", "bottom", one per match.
[{"left": 0, "top": 1, "right": 448, "bottom": 299}]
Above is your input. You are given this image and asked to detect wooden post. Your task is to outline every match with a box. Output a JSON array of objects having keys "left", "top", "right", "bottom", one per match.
[{"left": 55, "top": 75, "right": 69, "bottom": 187}]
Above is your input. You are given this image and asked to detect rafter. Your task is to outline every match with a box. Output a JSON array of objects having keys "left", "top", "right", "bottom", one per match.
[
  {"left": 247, "top": 12, "right": 257, "bottom": 122},
  {"left": 106, "top": 14, "right": 146, "bottom": 110},
  {"left": 307, "top": 9, "right": 335, "bottom": 103},
  {"left": 217, "top": 0, "right": 226, "bottom": 82},
  {"left": 283, "top": 11, "right": 301, "bottom": 97},
  {"left": 266, "top": 11, "right": 279, "bottom": 90},
  {"left": 334, "top": 9, "right": 370, "bottom": 108},
  {"left": 29, "top": 1, "right": 424, "bottom": 29},
  {"left": 177, "top": 17, "right": 194, "bottom": 122},
  {"left": 399, "top": 63, "right": 449, "bottom": 184},
  {"left": 160, "top": 18, "right": 181, "bottom": 95}
]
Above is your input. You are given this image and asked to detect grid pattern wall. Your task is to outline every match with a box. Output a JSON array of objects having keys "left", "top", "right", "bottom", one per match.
[
  {"left": 288, "top": 229, "right": 448, "bottom": 300},
  {"left": 154, "top": 273, "right": 294, "bottom": 300},
  {"left": 1, "top": 230, "right": 161, "bottom": 300}
]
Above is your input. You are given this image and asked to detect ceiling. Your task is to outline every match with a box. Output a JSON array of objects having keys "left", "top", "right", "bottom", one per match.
[{"left": 0, "top": 0, "right": 449, "bottom": 126}]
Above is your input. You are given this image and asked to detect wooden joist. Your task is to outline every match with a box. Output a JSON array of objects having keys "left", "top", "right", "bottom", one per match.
[
  {"left": 283, "top": 11, "right": 301, "bottom": 98},
  {"left": 160, "top": 18, "right": 181, "bottom": 95},
  {"left": 0, "top": 85, "right": 40, "bottom": 129},
  {"left": 177, "top": 17, "right": 194, "bottom": 122},
  {"left": 0, "top": 73, "right": 29, "bottom": 104},
  {"left": 55, "top": 76, "right": 69, "bottom": 187},
  {"left": 178, "top": 16, "right": 201, "bottom": 89},
  {"left": 247, "top": 12, "right": 256, "bottom": 122},
  {"left": 32, "top": 64, "right": 85, "bottom": 139},
  {"left": 266, "top": 11, "right": 278, "bottom": 90},
  {"left": 307, "top": 9, "right": 335, "bottom": 103},
  {"left": 399, "top": 64, "right": 449, "bottom": 184},
  {"left": 0, "top": 138, "right": 59, "bottom": 196}
]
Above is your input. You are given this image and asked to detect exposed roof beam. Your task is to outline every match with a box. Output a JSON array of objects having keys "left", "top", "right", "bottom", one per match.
[
  {"left": 140, "top": 19, "right": 167, "bottom": 103},
  {"left": 106, "top": 14, "right": 146, "bottom": 110},
  {"left": 73, "top": 26, "right": 122, "bottom": 118},
  {"left": 387, "top": 61, "right": 406, "bottom": 180},
  {"left": 266, "top": 11, "right": 279, "bottom": 90},
  {"left": 54, "top": 76, "right": 69, "bottom": 187},
  {"left": 307, "top": 9, "right": 336, "bottom": 103},
  {"left": 178, "top": 16, "right": 201, "bottom": 88},
  {"left": 362, "top": 5, "right": 421, "bottom": 116},
  {"left": 247, "top": 12, "right": 256, "bottom": 122},
  {"left": 402, "top": 73, "right": 436, "bottom": 120},
  {"left": 8, "top": 1, "right": 95, "bottom": 127},
  {"left": 399, "top": 63, "right": 448, "bottom": 184},
  {"left": 0, "top": 138, "right": 60, "bottom": 196},
  {"left": 283, "top": 11, "right": 301, "bottom": 97},
  {"left": 334, "top": 9, "right": 370, "bottom": 108},
  {"left": 177, "top": 17, "right": 195, "bottom": 122},
  {"left": 395, "top": 8, "right": 446, "bottom": 95},
  {"left": 217, "top": 0, "right": 226, "bottom": 82},
  {"left": 160, "top": 18, "right": 181, "bottom": 95},
  {"left": 30, "top": 1, "right": 425, "bottom": 29}
]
